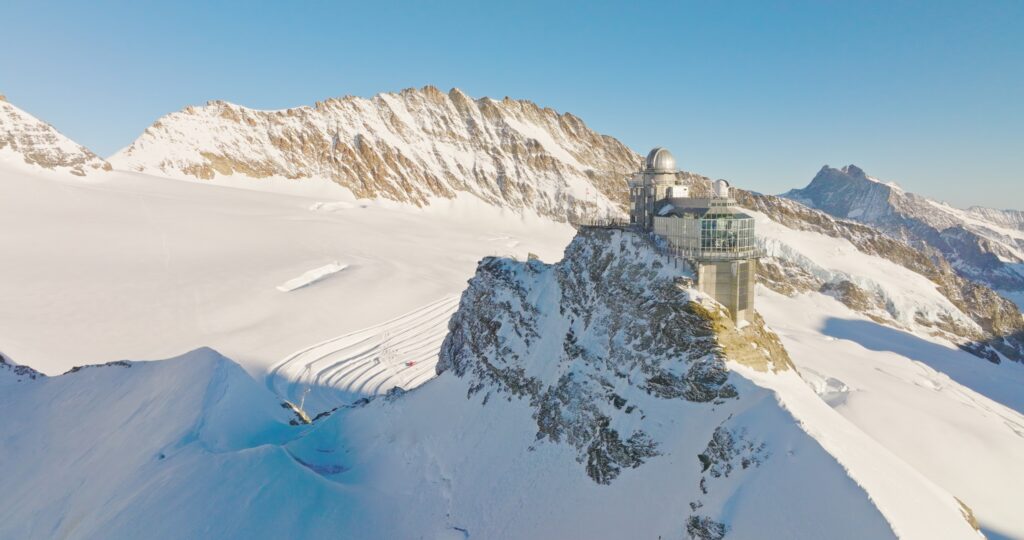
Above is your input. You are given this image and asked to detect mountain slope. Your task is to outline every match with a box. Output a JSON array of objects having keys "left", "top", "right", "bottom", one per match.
[
  {"left": 109, "top": 86, "right": 637, "bottom": 221},
  {"left": 0, "top": 95, "right": 110, "bottom": 175},
  {"left": 784, "top": 165, "right": 1024, "bottom": 296},
  {"left": 3, "top": 229, "right": 984, "bottom": 539},
  {"left": 754, "top": 287, "right": 1024, "bottom": 539},
  {"left": 0, "top": 348, "right": 354, "bottom": 539}
]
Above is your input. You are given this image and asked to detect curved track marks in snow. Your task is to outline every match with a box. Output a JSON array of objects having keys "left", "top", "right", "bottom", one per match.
[{"left": 266, "top": 295, "right": 460, "bottom": 411}]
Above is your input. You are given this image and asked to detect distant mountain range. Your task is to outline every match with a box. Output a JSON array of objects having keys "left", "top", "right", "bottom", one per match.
[{"left": 785, "top": 165, "right": 1024, "bottom": 293}]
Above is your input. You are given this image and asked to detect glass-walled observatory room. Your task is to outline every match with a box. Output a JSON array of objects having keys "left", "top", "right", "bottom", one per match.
[
  {"left": 653, "top": 208, "right": 758, "bottom": 260},
  {"left": 698, "top": 212, "right": 756, "bottom": 255}
]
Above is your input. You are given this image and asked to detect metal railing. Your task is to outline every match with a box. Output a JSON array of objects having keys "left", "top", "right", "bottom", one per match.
[
  {"left": 665, "top": 246, "right": 766, "bottom": 261},
  {"left": 571, "top": 220, "right": 764, "bottom": 262},
  {"left": 571, "top": 218, "right": 634, "bottom": 229},
  {"left": 638, "top": 227, "right": 763, "bottom": 260}
]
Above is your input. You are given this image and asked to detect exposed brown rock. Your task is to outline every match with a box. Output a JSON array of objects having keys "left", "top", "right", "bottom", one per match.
[
  {"left": 113, "top": 86, "right": 638, "bottom": 222},
  {"left": 955, "top": 497, "right": 981, "bottom": 533},
  {"left": 0, "top": 98, "right": 109, "bottom": 174},
  {"left": 757, "top": 258, "right": 822, "bottom": 297},
  {"left": 689, "top": 301, "right": 793, "bottom": 373}
]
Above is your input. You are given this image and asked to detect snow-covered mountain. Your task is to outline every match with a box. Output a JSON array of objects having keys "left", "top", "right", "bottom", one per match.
[
  {"left": 4, "top": 94, "right": 1024, "bottom": 538},
  {"left": 784, "top": 165, "right": 1024, "bottom": 296},
  {"left": 1, "top": 230, "right": 986, "bottom": 540},
  {"left": 0, "top": 94, "right": 110, "bottom": 176},
  {"left": 109, "top": 86, "right": 637, "bottom": 221}
]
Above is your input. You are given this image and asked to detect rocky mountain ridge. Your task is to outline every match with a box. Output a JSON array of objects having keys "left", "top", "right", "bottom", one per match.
[
  {"left": 109, "top": 86, "right": 638, "bottom": 221},
  {"left": 0, "top": 95, "right": 110, "bottom": 176},
  {"left": 785, "top": 165, "right": 1024, "bottom": 292}
]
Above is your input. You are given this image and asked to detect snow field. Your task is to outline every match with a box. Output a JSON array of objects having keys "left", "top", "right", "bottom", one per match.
[
  {"left": 0, "top": 163, "right": 574, "bottom": 375},
  {"left": 757, "top": 287, "right": 1024, "bottom": 538}
]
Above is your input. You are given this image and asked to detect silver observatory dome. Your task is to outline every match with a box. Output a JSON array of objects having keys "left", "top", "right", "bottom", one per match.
[{"left": 645, "top": 147, "right": 676, "bottom": 173}]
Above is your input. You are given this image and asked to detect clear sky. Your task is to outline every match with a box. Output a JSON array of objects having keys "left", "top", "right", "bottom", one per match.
[{"left": 2, "top": 0, "right": 1021, "bottom": 208}]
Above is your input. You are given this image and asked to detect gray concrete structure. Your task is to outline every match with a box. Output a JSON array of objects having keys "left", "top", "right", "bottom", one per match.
[{"left": 628, "top": 148, "right": 762, "bottom": 322}]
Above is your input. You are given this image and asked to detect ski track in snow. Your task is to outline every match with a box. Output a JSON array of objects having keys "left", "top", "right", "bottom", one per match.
[{"left": 266, "top": 295, "right": 460, "bottom": 412}]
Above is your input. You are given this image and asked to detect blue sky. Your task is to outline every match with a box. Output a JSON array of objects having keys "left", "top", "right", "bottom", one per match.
[{"left": 2, "top": 0, "right": 1021, "bottom": 208}]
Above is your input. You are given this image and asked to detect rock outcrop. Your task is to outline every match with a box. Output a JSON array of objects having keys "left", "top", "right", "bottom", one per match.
[
  {"left": 439, "top": 229, "right": 730, "bottom": 483},
  {"left": 438, "top": 228, "right": 796, "bottom": 484}
]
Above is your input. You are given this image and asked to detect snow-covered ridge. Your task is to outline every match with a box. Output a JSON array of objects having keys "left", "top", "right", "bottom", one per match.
[
  {"left": 785, "top": 164, "right": 1024, "bottom": 295},
  {"left": 966, "top": 205, "right": 1024, "bottom": 231},
  {"left": 109, "top": 86, "right": 638, "bottom": 221},
  {"left": 0, "top": 350, "right": 43, "bottom": 384},
  {"left": 0, "top": 95, "right": 110, "bottom": 176}
]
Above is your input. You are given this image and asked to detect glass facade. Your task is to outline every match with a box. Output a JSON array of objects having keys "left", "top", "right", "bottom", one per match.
[
  {"left": 698, "top": 214, "right": 756, "bottom": 254},
  {"left": 653, "top": 209, "right": 760, "bottom": 261}
]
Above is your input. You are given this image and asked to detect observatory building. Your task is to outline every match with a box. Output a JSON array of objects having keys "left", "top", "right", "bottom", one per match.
[{"left": 628, "top": 148, "right": 762, "bottom": 322}]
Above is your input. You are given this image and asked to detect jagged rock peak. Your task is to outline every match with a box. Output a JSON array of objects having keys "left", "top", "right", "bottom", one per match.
[
  {"left": 813, "top": 164, "right": 872, "bottom": 184},
  {"left": 841, "top": 164, "right": 866, "bottom": 178},
  {"left": 109, "top": 86, "right": 639, "bottom": 221},
  {"left": 0, "top": 98, "right": 110, "bottom": 176}
]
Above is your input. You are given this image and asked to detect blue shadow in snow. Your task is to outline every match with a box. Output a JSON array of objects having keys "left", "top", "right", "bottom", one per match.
[{"left": 820, "top": 318, "right": 1024, "bottom": 414}]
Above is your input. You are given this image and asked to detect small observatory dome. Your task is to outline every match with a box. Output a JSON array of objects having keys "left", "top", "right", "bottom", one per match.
[
  {"left": 645, "top": 147, "right": 676, "bottom": 173},
  {"left": 713, "top": 179, "right": 731, "bottom": 198}
]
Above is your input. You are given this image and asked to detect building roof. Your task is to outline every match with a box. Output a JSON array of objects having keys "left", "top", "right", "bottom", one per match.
[
  {"left": 645, "top": 147, "right": 676, "bottom": 173},
  {"left": 655, "top": 198, "right": 752, "bottom": 219}
]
